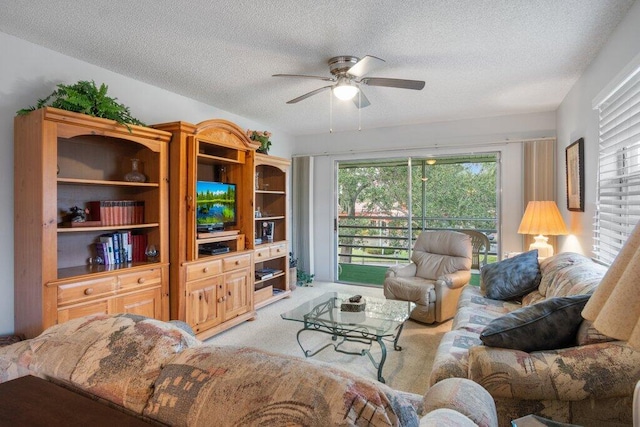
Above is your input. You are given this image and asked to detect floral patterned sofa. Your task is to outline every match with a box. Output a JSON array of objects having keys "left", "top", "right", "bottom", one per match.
[
  {"left": 429, "top": 251, "right": 640, "bottom": 426},
  {"left": 0, "top": 314, "right": 498, "bottom": 426}
]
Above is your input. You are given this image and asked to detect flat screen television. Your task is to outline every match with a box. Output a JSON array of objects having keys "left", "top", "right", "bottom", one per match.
[{"left": 196, "top": 181, "right": 237, "bottom": 231}]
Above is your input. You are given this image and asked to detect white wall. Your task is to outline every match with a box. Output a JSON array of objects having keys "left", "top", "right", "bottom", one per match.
[
  {"left": 293, "top": 113, "right": 556, "bottom": 281},
  {"left": 556, "top": 0, "right": 640, "bottom": 255},
  {"left": 0, "top": 32, "right": 295, "bottom": 334}
]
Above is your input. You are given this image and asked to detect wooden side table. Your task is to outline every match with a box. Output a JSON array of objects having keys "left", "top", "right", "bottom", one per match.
[{"left": 0, "top": 375, "right": 156, "bottom": 426}]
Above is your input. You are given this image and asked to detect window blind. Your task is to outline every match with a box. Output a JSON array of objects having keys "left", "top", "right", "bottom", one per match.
[{"left": 595, "top": 66, "right": 640, "bottom": 265}]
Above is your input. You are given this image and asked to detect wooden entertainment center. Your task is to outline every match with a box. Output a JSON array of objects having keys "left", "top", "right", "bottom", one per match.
[
  {"left": 14, "top": 109, "right": 291, "bottom": 340},
  {"left": 154, "top": 120, "right": 291, "bottom": 340}
]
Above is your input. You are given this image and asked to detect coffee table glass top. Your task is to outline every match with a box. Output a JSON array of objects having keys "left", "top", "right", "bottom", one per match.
[{"left": 281, "top": 292, "right": 412, "bottom": 337}]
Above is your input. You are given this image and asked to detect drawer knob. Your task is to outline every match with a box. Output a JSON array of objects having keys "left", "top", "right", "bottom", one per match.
[
  {"left": 276, "top": 248, "right": 281, "bottom": 253},
  {"left": 235, "top": 260, "right": 240, "bottom": 265},
  {"left": 137, "top": 278, "right": 145, "bottom": 284},
  {"left": 257, "top": 253, "right": 262, "bottom": 257},
  {"left": 84, "top": 288, "right": 94, "bottom": 296},
  {"left": 218, "top": 297, "right": 223, "bottom": 303},
  {"left": 203, "top": 267, "right": 209, "bottom": 273}
]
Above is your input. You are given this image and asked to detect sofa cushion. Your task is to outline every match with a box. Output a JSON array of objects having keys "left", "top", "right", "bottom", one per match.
[
  {"left": 25, "top": 314, "right": 201, "bottom": 414},
  {"left": 538, "top": 252, "right": 607, "bottom": 298},
  {"left": 144, "top": 345, "right": 419, "bottom": 426},
  {"left": 481, "top": 250, "right": 541, "bottom": 301},
  {"left": 479, "top": 294, "right": 590, "bottom": 351}
]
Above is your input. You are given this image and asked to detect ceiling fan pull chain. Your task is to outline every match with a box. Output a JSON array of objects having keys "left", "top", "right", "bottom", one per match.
[
  {"left": 329, "top": 89, "right": 333, "bottom": 133},
  {"left": 358, "top": 91, "right": 362, "bottom": 131}
]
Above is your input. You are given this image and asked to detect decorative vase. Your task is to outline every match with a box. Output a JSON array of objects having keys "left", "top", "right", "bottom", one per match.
[
  {"left": 124, "top": 158, "right": 146, "bottom": 182},
  {"left": 145, "top": 244, "right": 158, "bottom": 262}
]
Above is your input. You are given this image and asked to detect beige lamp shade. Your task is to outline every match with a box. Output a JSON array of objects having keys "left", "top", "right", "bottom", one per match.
[
  {"left": 517, "top": 201, "right": 569, "bottom": 236},
  {"left": 517, "top": 201, "right": 568, "bottom": 257},
  {"left": 582, "top": 220, "right": 640, "bottom": 349}
]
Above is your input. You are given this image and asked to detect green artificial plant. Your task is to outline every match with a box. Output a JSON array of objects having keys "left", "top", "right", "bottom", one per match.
[
  {"left": 17, "top": 80, "right": 144, "bottom": 130},
  {"left": 247, "top": 129, "right": 272, "bottom": 154},
  {"left": 296, "top": 269, "right": 315, "bottom": 287}
]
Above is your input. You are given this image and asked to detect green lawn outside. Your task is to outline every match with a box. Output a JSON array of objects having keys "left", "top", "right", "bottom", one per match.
[{"left": 338, "top": 263, "right": 481, "bottom": 287}]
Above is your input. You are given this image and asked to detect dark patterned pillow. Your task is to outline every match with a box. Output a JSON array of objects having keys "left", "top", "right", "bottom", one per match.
[
  {"left": 481, "top": 250, "right": 541, "bottom": 300},
  {"left": 480, "top": 294, "right": 590, "bottom": 352}
]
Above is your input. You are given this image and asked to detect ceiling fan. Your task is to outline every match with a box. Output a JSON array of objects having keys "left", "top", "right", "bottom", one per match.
[{"left": 273, "top": 55, "right": 425, "bottom": 108}]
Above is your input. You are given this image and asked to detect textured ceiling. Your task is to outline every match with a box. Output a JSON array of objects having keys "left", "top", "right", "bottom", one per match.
[{"left": 0, "top": 0, "right": 635, "bottom": 135}]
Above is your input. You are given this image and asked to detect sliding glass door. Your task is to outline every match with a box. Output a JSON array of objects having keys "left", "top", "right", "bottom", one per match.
[{"left": 337, "top": 154, "right": 498, "bottom": 286}]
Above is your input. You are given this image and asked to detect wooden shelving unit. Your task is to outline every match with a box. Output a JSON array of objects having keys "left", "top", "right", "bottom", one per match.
[
  {"left": 14, "top": 107, "right": 171, "bottom": 338},
  {"left": 253, "top": 153, "right": 291, "bottom": 309},
  {"left": 153, "top": 119, "right": 259, "bottom": 340}
]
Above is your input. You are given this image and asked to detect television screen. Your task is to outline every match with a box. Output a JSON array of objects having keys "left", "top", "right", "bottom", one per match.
[{"left": 196, "top": 181, "right": 237, "bottom": 228}]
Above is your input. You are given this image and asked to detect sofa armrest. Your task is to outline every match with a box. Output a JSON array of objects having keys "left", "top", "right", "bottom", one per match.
[
  {"left": 437, "top": 270, "right": 472, "bottom": 290},
  {"left": 386, "top": 263, "right": 417, "bottom": 278},
  {"left": 0, "top": 340, "right": 33, "bottom": 383},
  {"left": 423, "top": 378, "right": 498, "bottom": 427},
  {"left": 468, "top": 341, "right": 640, "bottom": 401}
]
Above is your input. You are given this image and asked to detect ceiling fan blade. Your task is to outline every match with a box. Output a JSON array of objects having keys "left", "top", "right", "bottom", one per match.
[
  {"left": 360, "top": 77, "right": 425, "bottom": 90},
  {"left": 273, "top": 73, "right": 334, "bottom": 82},
  {"left": 347, "top": 55, "right": 385, "bottom": 78},
  {"left": 353, "top": 89, "right": 371, "bottom": 109},
  {"left": 286, "top": 85, "right": 333, "bottom": 104}
]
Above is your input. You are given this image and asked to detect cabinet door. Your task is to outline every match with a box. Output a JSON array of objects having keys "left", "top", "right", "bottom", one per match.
[
  {"left": 186, "top": 277, "right": 223, "bottom": 332},
  {"left": 58, "top": 299, "right": 110, "bottom": 324},
  {"left": 117, "top": 287, "right": 162, "bottom": 319},
  {"left": 224, "top": 269, "right": 251, "bottom": 320}
]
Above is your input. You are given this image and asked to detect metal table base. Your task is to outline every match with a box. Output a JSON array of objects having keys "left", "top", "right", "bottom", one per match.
[{"left": 295, "top": 298, "right": 406, "bottom": 383}]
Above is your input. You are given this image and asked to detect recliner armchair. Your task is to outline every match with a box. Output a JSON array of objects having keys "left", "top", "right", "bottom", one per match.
[{"left": 384, "top": 230, "right": 472, "bottom": 324}]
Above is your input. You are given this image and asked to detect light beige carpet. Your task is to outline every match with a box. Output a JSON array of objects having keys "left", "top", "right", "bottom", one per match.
[{"left": 205, "top": 281, "right": 452, "bottom": 395}]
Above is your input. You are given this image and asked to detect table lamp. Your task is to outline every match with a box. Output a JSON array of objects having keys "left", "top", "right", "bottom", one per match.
[
  {"left": 582, "top": 220, "right": 640, "bottom": 426},
  {"left": 517, "top": 201, "right": 568, "bottom": 257}
]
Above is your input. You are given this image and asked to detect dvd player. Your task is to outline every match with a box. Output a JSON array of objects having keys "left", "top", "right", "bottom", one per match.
[{"left": 199, "top": 243, "right": 230, "bottom": 255}]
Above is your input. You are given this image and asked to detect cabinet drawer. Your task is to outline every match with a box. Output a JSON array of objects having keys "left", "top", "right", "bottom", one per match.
[
  {"left": 118, "top": 269, "right": 162, "bottom": 291},
  {"left": 58, "top": 299, "right": 110, "bottom": 324},
  {"left": 58, "top": 277, "right": 117, "bottom": 306},
  {"left": 223, "top": 253, "right": 252, "bottom": 272},
  {"left": 269, "top": 244, "right": 287, "bottom": 258},
  {"left": 254, "top": 247, "right": 270, "bottom": 261},
  {"left": 187, "top": 259, "right": 223, "bottom": 282},
  {"left": 254, "top": 285, "right": 273, "bottom": 306}
]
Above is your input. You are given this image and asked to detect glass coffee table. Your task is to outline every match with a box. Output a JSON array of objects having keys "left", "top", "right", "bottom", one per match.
[{"left": 280, "top": 292, "right": 413, "bottom": 383}]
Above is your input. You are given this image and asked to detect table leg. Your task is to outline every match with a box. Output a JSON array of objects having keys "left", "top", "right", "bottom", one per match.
[
  {"left": 294, "top": 320, "right": 406, "bottom": 384},
  {"left": 375, "top": 336, "right": 387, "bottom": 383}
]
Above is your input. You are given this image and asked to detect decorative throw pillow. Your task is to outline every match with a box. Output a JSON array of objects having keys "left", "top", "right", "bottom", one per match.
[
  {"left": 480, "top": 294, "right": 591, "bottom": 352},
  {"left": 481, "top": 250, "right": 541, "bottom": 300}
]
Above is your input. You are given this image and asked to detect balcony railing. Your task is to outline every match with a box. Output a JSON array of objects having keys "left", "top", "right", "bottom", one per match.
[{"left": 338, "top": 215, "right": 497, "bottom": 266}]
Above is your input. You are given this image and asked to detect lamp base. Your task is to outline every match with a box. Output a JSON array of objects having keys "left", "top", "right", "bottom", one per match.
[{"left": 529, "top": 234, "right": 554, "bottom": 258}]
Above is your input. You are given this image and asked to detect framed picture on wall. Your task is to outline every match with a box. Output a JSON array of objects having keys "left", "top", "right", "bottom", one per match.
[{"left": 566, "top": 138, "right": 585, "bottom": 212}]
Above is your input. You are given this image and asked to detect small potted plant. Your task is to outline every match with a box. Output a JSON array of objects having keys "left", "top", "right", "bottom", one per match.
[{"left": 247, "top": 129, "right": 272, "bottom": 154}]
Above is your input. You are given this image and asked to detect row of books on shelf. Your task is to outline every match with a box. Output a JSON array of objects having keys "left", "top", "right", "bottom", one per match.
[
  {"left": 88, "top": 200, "right": 145, "bottom": 226},
  {"left": 95, "top": 232, "right": 148, "bottom": 265}
]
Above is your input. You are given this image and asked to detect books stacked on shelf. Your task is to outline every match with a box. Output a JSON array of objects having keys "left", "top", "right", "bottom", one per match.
[
  {"left": 95, "top": 232, "right": 148, "bottom": 265},
  {"left": 88, "top": 201, "right": 145, "bottom": 226},
  {"left": 255, "top": 268, "right": 282, "bottom": 281}
]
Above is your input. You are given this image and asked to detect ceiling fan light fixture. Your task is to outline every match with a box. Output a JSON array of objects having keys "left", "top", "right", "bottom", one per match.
[{"left": 333, "top": 80, "right": 359, "bottom": 100}]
